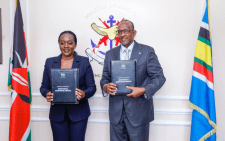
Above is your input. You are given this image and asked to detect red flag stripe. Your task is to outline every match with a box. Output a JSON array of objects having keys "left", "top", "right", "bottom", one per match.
[
  {"left": 9, "top": 96, "right": 30, "bottom": 140},
  {"left": 193, "top": 61, "right": 213, "bottom": 83}
]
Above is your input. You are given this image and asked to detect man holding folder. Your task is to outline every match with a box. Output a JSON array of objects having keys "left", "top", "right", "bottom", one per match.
[{"left": 100, "top": 20, "right": 166, "bottom": 141}]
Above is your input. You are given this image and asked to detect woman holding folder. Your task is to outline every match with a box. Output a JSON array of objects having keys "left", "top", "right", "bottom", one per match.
[{"left": 40, "top": 31, "right": 96, "bottom": 141}]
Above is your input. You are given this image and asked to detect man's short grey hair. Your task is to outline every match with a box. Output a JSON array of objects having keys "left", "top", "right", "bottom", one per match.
[{"left": 120, "top": 19, "right": 134, "bottom": 30}]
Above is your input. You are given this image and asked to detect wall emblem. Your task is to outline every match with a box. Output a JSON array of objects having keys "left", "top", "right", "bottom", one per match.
[{"left": 85, "top": 15, "right": 123, "bottom": 65}]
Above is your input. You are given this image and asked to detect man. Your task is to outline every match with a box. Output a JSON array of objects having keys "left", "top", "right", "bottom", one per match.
[{"left": 100, "top": 20, "right": 166, "bottom": 141}]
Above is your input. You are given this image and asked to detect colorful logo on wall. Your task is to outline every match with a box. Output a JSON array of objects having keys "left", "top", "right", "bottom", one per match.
[{"left": 85, "top": 15, "right": 124, "bottom": 65}]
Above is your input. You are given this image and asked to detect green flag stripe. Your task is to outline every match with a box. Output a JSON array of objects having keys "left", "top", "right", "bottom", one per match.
[
  {"left": 198, "top": 36, "right": 210, "bottom": 46},
  {"left": 8, "top": 58, "right": 12, "bottom": 89},
  {"left": 26, "top": 131, "right": 31, "bottom": 141},
  {"left": 28, "top": 72, "right": 32, "bottom": 103},
  {"left": 194, "top": 57, "right": 213, "bottom": 72}
]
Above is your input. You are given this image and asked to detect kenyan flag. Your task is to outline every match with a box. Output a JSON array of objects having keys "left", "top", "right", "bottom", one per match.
[{"left": 8, "top": 0, "right": 32, "bottom": 140}]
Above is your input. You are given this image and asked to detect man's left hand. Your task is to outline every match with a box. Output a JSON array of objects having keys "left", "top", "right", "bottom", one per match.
[{"left": 126, "top": 86, "right": 146, "bottom": 98}]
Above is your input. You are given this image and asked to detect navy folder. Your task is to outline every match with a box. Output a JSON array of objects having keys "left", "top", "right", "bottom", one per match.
[
  {"left": 51, "top": 69, "right": 79, "bottom": 104},
  {"left": 110, "top": 60, "right": 136, "bottom": 95}
]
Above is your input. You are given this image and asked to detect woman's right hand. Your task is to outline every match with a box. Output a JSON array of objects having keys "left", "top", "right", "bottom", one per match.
[{"left": 46, "top": 92, "right": 54, "bottom": 102}]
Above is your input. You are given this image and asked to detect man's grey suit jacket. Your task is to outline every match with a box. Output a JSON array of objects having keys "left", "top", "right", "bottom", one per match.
[{"left": 100, "top": 41, "right": 166, "bottom": 127}]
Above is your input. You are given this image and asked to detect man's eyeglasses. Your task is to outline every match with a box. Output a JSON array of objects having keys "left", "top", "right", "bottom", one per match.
[{"left": 116, "top": 29, "right": 133, "bottom": 35}]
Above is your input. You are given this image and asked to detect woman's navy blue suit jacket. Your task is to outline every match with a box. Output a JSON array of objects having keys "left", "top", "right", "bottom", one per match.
[{"left": 40, "top": 52, "right": 96, "bottom": 122}]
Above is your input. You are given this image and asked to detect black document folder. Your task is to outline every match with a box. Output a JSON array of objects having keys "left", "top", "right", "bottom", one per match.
[
  {"left": 51, "top": 69, "right": 79, "bottom": 104},
  {"left": 111, "top": 60, "right": 136, "bottom": 95}
]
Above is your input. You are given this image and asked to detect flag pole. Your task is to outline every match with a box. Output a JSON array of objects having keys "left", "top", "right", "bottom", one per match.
[
  {"left": 8, "top": 0, "right": 13, "bottom": 91},
  {"left": 9, "top": 0, "right": 13, "bottom": 51},
  {"left": 26, "top": 0, "right": 30, "bottom": 61},
  {"left": 208, "top": 0, "right": 211, "bottom": 41}
]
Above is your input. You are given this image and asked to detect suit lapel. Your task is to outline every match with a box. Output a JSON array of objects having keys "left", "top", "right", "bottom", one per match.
[
  {"left": 72, "top": 52, "right": 80, "bottom": 68},
  {"left": 112, "top": 46, "right": 121, "bottom": 60},
  {"left": 130, "top": 41, "right": 143, "bottom": 61},
  {"left": 53, "top": 54, "right": 61, "bottom": 68}
]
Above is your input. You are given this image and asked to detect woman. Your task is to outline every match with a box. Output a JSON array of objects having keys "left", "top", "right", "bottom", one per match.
[{"left": 40, "top": 31, "right": 96, "bottom": 141}]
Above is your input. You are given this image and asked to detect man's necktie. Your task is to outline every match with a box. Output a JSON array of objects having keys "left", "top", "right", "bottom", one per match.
[{"left": 125, "top": 48, "right": 130, "bottom": 60}]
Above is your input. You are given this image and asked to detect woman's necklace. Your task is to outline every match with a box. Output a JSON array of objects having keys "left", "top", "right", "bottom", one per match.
[
  {"left": 62, "top": 58, "right": 74, "bottom": 66},
  {"left": 65, "top": 62, "right": 71, "bottom": 65}
]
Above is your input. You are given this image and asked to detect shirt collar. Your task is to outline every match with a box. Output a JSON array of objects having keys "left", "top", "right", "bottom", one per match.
[{"left": 121, "top": 41, "right": 135, "bottom": 52}]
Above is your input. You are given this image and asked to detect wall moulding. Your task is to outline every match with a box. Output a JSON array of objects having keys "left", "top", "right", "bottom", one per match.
[
  {"left": 0, "top": 92, "right": 189, "bottom": 101},
  {"left": 0, "top": 117, "right": 191, "bottom": 126},
  {"left": 0, "top": 105, "right": 192, "bottom": 115}
]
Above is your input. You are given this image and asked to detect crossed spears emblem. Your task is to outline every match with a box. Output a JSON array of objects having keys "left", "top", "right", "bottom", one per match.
[{"left": 85, "top": 15, "right": 124, "bottom": 65}]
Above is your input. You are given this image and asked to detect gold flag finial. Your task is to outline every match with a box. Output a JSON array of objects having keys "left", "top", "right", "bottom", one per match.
[{"left": 15, "top": 0, "right": 17, "bottom": 9}]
